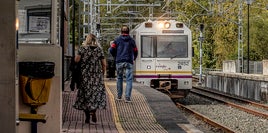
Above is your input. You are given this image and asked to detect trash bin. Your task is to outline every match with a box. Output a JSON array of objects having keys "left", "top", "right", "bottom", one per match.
[{"left": 19, "top": 61, "right": 55, "bottom": 106}]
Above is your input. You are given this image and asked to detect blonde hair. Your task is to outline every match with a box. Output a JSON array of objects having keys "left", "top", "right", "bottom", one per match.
[{"left": 85, "top": 33, "right": 98, "bottom": 46}]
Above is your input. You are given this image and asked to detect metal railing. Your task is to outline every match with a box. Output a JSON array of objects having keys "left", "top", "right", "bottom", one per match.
[{"left": 193, "top": 67, "right": 222, "bottom": 76}]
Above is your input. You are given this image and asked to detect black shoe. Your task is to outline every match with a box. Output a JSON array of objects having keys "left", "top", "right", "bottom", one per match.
[
  {"left": 84, "top": 110, "right": 90, "bottom": 123},
  {"left": 91, "top": 110, "right": 97, "bottom": 123},
  {"left": 116, "top": 96, "right": 123, "bottom": 101},
  {"left": 85, "top": 116, "right": 90, "bottom": 123},
  {"left": 70, "top": 84, "right": 75, "bottom": 91},
  {"left": 92, "top": 113, "right": 97, "bottom": 123},
  {"left": 125, "top": 97, "right": 132, "bottom": 103}
]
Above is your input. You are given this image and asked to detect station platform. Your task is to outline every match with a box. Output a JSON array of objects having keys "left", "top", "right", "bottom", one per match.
[{"left": 62, "top": 79, "right": 202, "bottom": 133}]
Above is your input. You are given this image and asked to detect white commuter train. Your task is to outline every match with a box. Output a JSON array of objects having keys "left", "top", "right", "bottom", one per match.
[{"left": 131, "top": 20, "right": 192, "bottom": 98}]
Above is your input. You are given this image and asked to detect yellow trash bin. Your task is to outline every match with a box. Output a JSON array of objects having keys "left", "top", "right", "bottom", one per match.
[
  {"left": 19, "top": 75, "right": 52, "bottom": 106},
  {"left": 19, "top": 62, "right": 55, "bottom": 106}
]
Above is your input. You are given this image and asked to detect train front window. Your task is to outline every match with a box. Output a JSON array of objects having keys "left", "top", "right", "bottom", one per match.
[
  {"left": 156, "top": 35, "right": 188, "bottom": 58},
  {"left": 141, "top": 35, "right": 188, "bottom": 58}
]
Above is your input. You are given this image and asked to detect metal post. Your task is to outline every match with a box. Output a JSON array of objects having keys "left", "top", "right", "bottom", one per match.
[
  {"left": 238, "top": 0, "right": 243, "bottom": 73},
  {"left": 247, "top": 3, "right": 250, "bottom": 74},
  {"left": 198, "top": 24, "right": 204, "bottom": 85},
  {"left": 61, "top": 0, "right": 65, "bottom": 91},
  {"left": 72, "top": 0, "right": 75, "bottom": 57},
  {"left": 199, "top": 33, "right": 203, "bottom": 85},
  {"left": 30, "top": 106, "right": 38, "bottom": 133},
  {"left": 246, "top": 0, "right": 253, "bottom": 74}
]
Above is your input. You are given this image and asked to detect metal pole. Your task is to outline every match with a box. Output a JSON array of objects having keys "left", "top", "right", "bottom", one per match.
[
  {"left": 198, "top": 24, "right": 204, "bottom": 85},
  {"left": 199, "top": 32, "right": 203, "bottom": 85},
  {"left": 72, "top": 0, "right": 75, "bottom": 57},
  {"left": 61, "top": 0, "right": 65, "bottom": 91},
  {"left": 30, "top": 107, "right": 38, "bottom": 133},
  {"left": 78, "top": 1, "right": 81, "bottom": 45},
  {"left": 238, "top": 0, "right": 243, "bottom": 73},
  {"left": 247, "top": 3, "right": 250, "bottom": 74}
]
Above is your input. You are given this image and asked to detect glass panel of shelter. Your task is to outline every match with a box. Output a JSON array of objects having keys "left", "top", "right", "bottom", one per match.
[{"left": 17, "top": 0, "right": 51, "bottom": 44}]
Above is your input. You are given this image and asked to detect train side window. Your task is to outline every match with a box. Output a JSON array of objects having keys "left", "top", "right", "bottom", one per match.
[{"left": 141, "top": 36, "right": 155, "bottom": 58}]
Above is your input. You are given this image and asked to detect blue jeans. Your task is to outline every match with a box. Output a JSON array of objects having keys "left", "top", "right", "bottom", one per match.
[{"left": 116, "top": 62, "right": 133, "bottom": 99}]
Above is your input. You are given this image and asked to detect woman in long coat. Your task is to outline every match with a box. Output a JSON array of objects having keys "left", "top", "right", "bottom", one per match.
[{"left": 73, "top": 33, "right": 106, "bottom": 123}]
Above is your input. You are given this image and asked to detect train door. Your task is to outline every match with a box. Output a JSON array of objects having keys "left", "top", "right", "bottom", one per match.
[{"left": 137, "top": 35, "right": 156, "bottom": 85}]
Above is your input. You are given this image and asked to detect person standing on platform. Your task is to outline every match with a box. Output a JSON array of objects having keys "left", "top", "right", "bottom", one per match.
[
  {"left": 109, "top": 25, "right": 138, "bottom": 103},
  {"left": 73, "top": 33, "right": 107, "bottom": 123}
]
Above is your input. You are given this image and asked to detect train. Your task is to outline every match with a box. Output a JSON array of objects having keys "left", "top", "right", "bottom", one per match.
[{"left": 131, "top": 20, "right": 193, "bottom": 99}]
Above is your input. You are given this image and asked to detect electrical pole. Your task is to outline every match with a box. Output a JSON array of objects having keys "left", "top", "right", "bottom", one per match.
[
  {"left": 246, "top": 0, "right": 253, "bottom": 74},
  {"left": 247, "top": 3, "right": 250, "bottom": 74},
  {"left": 198, "top": 24, "right": 204, "bottom": 86},
  {"left": 238, "top": 0, "right": 243, "bottom": 73}
]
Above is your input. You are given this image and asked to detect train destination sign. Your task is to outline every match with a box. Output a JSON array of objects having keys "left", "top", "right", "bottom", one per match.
[{"left": 162, "top": 30, "right": 184, "bottom": 33}]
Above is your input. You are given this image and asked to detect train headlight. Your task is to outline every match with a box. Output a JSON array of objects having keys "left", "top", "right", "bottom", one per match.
[
  {"left": 158, "top": 22, "right": 164, "bottom": 29},
  {"left": 164, "top": 22, "right": 171, "bottom": 29},
  {"left": 158, "top": 22, "right": 171, "bottom": 29}
]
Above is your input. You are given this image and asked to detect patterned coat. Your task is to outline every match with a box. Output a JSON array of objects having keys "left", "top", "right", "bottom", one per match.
[{"left": 73, "top": 45, "right": 106, "bottom": 111}]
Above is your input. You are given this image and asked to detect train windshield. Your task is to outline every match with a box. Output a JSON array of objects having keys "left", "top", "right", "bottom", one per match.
[{"left": 141, "top": 35, "right": 188, "bottom": 58}]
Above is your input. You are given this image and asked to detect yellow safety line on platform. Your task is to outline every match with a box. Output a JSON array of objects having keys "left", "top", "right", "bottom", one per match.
[{"left": 105, "top": 82, "right": 125, "bottom": 133}]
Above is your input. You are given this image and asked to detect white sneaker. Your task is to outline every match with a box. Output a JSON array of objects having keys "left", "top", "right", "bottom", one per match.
[
  {"left": 116, "top": 97, "right": 123, "bottom": 101},
  {"left": 125, "top": 97, "right": 132, "bottom": 103}
]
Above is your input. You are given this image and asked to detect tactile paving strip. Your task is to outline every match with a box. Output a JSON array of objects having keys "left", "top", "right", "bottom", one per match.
[
  {"left": 105, "top": 81, "right": 168, "bottom": 133},
  {"left": 62, "top": 81, "right": 118, "bottom": 133}
]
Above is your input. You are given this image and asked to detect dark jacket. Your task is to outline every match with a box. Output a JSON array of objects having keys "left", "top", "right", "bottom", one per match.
[
  {"left": 109, "top": 34, "right": 138, "bottom": 64},
  {"left": 69, "top": 57, "right": 81, "bottom": 91}
]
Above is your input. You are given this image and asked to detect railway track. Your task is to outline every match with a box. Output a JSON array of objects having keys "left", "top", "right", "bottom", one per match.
[
  {"left": 175, "top": 85, "right": 268, "bottom": 133},
  {"left": 176, "top": 102, "right": 236, "bottom": 133},
  {"left": 191, "top": 86, "right": 268, "bottom": 118}
]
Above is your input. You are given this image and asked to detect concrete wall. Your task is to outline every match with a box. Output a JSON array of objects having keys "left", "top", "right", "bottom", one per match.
[
  {"left": 263, "top": 60, "right": 268, "bottom": 75},
  {"left": 0, "top": 1, "right": 17, "bottom": 133},
  {"left": 222, "top": 60, "right": 236, "bottom": 73},
  {"left": 223, "top": 60, "right": 264, "bottom": 74},
  {"left": 205, "top": 72, "right": 268, "bottom": 103},
  {"left": 17, "top": 44, "right": 62, "bottom": 133}
]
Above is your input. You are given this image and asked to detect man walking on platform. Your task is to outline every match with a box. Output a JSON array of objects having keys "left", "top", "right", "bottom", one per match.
[{"left": 109, "top": 25, "right": 138, "bottom": 103}]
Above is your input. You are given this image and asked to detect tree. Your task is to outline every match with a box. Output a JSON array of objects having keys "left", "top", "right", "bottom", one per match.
[{"left": 69, "top": 0, "right": 268, "bottom": 69}]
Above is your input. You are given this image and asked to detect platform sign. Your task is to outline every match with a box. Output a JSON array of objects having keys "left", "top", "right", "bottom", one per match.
[{"left": 29, "top": 16, "right": 50, "bottom": 33}]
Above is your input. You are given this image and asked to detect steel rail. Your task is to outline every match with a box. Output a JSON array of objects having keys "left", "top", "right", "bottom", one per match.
[
  {"left": 193, "top": 86, "right": 268, "bottom": 110},
  {"left": 191, "top": 88, "right": 268, "bottom": 119},
  {"left": 176, "top": 103, "right": 235, "bottom": 133}
]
